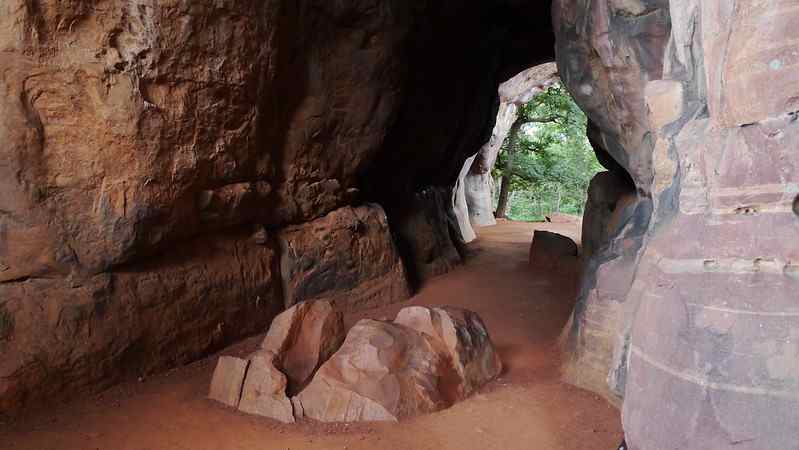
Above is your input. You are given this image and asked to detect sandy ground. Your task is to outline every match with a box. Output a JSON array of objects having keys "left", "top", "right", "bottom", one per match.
[{"left": 0, "top": 220, "right": 622, "bottom": 450}]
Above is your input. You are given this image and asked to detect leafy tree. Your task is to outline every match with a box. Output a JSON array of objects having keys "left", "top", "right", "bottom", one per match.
[{"left": 493, "top": 84, "right": 602, "bottom": 221}]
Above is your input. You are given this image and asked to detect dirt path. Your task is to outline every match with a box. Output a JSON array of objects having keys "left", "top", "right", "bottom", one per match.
[{"left": 0, "top": 221, "right": 622, "bottom": 450}]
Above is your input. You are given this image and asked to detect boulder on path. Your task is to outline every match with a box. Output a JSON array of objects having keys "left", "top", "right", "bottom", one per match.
[
  {"left": 529, "top": 230, "right": 578, "bottom": 270},
  {"left": 394, "top": 306, "right": 502, "bottom": 398},
  {"left": 237, "top": 351, "right": 295, "bottom": 424},
  {"left": 261, "top": 300, "right": 345, "bottom": 394},
  {"left": 295, "top": 319, "right": 457, "bottom": 422}
]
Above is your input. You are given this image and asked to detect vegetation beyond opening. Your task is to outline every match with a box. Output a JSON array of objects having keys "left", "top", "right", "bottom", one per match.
[{"left": 493, "top": 85, "right": 602, "bottom": 222}]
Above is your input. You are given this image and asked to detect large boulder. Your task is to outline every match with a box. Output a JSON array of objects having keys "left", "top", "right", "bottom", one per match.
[
  {"left": 394, "top": 306, "right": 502, "bottom": 398},
  {"left": 260, "top": 300, "right": 345, "bottom": 394},
  {"left": 278, "top": 205, "right": 411, "bottom": 311},
  {"left": 294, "top": 319, "right": 456, "bottom": 422},
  {"left": 528, "top": 230, "right": 579, "bottom": 271},
  {"left": 209, "top": 299, "right": 346, "bottom": 422}
]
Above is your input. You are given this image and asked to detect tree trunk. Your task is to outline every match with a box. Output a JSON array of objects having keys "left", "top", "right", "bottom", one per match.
[
  {"left": 556, "top": 185, "right": 562, "bottom": 213},
  {"left": 494, "top": 120, "right": 523, "bottom": 219},
  {"left": 495, "top": 175, "right": 511, "bottom": 219}
]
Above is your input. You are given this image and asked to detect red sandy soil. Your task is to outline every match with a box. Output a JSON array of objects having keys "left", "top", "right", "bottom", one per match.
[{"left": 0, "top": 220, "right": 622, "bottom": 450}]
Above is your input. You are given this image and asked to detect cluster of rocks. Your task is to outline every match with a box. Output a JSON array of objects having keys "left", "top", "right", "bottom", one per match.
[{"left": 209, "top": 300, "right": 502, "bottom": 423}]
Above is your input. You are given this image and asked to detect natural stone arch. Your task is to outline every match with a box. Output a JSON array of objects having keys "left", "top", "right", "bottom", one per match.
[{"left": 452, "top": 62, "right": 560, "bottom": 243}]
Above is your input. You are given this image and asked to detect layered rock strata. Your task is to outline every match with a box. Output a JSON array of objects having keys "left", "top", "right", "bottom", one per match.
[{"left": 555, "top": 1, "right": 799, "bottom": 448}]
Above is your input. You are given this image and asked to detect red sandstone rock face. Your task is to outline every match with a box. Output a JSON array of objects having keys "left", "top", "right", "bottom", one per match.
[
  {"left": 0, "top": 0, "right": 417, "bottom": 411},
  {"left": 0, "top": 229, "right": 282, "bottom": 412},
  {"left": 561, "top": 171, "right": 643, "bottom": 405},
  {"left": 624, "top": 117, "right": 799, "bottom": 449},
  {"left": 553, "top": 0, "right": 670, "bottom": 189},
  {"left": 0, "top": 0, "right": 556, "bottom": 411},
  {"left": 393, "top": 189, "right": 464, "bottom": 284},
  {"left": 278, "top": 205, "right": 411, "bottom": 311},
  {"left": 556, "top": 1, "right": 799, "bottom": 448}
]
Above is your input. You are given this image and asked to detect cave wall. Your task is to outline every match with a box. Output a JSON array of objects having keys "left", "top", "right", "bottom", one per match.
[
  {"left": 0, "top": 0, "right": 554, "bottom": 411},
  {"left": 0, "top": 0, "right": 415, "bottom": 412},
  {"left": 556, "top": 0, "right": 799, "bottom": 448},
  {"left": 555, "top": 0, "right": 669, "bottom": 406}
]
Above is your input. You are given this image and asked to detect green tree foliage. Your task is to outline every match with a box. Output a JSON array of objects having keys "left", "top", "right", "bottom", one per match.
[{"left": 493, "top": 84, "right": 603, "bottom": 221}]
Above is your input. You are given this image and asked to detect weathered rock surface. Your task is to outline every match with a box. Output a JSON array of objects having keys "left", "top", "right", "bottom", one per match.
[
  {"left": 394, "top": 306, "right": 502, "bottom": 398},
  {"left": 529, "top": 231, "right": 579, "bottom": 271},
  {"left": 295, "top": 319, "right": 456, "bottom": 422},
  {"left": 278, "top": 205, "right": 411, "bottom": 311},
  {"left": 237, "top": 351, "right": 295, "bottom": 424},
  {"left": 556, "top": 1, "right": 799, "bottom": 449},
  {"left": 561, "top": 171, "right": 644, "bottom": 406},
  {"left": 0, "top": 0, "right": 556, "bottom": 412},
  {"left": 208, "top": 356, "right": 250, "bottom": 408},
  {"left": 261, "top": 300, "right": 345, "bottom": 394},
  {"left": 392, "top": 189, "right": 464, "bottom": 285},
  {"left": 0, "top": 229, "right": 282, "bottom": 413},
  {"left": 554, "top": 0, "right": 671, "bottom": 189}
]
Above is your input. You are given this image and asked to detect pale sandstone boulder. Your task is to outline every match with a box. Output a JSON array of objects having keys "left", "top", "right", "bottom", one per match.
[
  {"left": 295, "top": 319, "right": 455, "bottom": 422},
  {"left": 208, "top": 356, "right": 249, "bottom": 408},
  {"left": 238, "top": 351, "right": 295, "bottom": 424},
  {"left": 260, "top": 300, "right": 345, "bottom": 394},
  {"left": 394, "top": 306, "right": 502, "bottom": 398}
]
